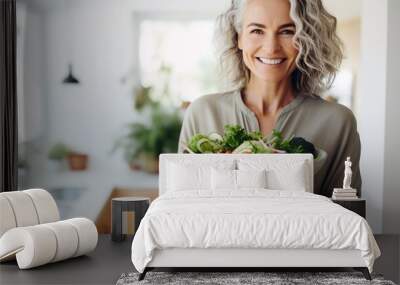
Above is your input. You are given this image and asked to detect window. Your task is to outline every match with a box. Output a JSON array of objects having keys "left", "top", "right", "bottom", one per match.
[{"left": 139, "top": 19, "right": 221, "bottom": 106}]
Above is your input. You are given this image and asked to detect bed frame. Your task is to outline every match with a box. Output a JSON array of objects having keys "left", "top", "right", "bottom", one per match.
[
  {"left": 139, "top": 248, "right": 371, "bottom": 280},
  {"left": 138, "top": 154, "right": 372, "bottom": 281}
]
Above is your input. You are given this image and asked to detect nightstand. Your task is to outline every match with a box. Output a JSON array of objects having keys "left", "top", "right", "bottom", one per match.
[
  {"left": 331, "top": 198, "right": 366, "bottom": 218},
  {"left": 111, "top": 197, "right": 150, "bottom": 241}
]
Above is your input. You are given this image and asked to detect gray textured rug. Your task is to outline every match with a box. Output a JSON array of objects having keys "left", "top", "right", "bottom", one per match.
[{"left": 116, "top": 271, "right": 396, "bottom": 285}]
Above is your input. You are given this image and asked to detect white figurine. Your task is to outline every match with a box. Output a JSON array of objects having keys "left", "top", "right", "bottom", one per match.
[
  {"left": 332, "top": 157, "right": 358, "bottom": 199},
  {"left": 343, "top": 157, "right": 352, "bottom": 189}
]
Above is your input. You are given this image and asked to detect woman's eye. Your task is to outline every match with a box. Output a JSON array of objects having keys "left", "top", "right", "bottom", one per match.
[
  {"left": 280, "top": 29, "right": 295, "bottom": 35},
  {"left": 250, "top": 29, "right": 264, "bottom": 35}
]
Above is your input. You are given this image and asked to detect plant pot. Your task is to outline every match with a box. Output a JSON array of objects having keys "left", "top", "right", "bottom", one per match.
[
  {"left": 67, "top": 153, "right": 88, "bottom": 171},
  {"left": 129, "top": 161, "right": 142, "bottom": 171},
  {"left": 138, "top": 153, "right": 159, "bottom": 174}
]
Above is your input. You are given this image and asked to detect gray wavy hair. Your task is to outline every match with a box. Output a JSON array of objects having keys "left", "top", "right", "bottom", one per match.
[{"left": 215, "top": 0, "right": 344, "bottom": 96}]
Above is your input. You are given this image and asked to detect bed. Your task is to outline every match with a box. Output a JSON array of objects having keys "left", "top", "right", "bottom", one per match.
[{"left": 131, "top": 154, "right": 380, "bottom": 281}]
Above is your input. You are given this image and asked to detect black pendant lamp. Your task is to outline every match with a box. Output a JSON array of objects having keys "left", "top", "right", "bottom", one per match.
[{"left": 62, "top": 63, "right": 80, "bottom": 84}]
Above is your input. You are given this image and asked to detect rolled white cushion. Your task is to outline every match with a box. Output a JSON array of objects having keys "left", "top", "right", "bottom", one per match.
[
  {"left": 0, "top": 195, "right": 17, "bottom": 237},
  {"left": 0, "top": 218, "right": 98, "bottom": 269},
  {"left": 64, "top": 218, "right": 98, "bottom": 257},
  {"left": 0, "top": 226, "right": 57, "bottom": 269},
  {"left": 23, "top": 189, "right": 60, "bottom": 223},
  {"left": 0, "top": 192, "right": 39, "bottom": 227},
  {"left": 42, "top": 221, "right": 79, "bottom": 262}
]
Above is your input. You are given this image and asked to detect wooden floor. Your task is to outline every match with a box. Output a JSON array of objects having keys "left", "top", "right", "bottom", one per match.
[{"left": 0, "top": 235, "right": 398, "bottom": 284}]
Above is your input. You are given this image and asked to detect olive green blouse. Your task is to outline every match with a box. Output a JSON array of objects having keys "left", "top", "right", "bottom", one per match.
[{"left": 177, "top": 89, "right": 362, "bottom": 197}]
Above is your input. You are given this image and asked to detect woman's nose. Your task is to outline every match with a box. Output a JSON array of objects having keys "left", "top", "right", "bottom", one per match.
[{"left": 262, "top": 34, "right": 282, "bottom": 54}]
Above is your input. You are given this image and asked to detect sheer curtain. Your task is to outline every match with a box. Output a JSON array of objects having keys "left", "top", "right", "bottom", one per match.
[{"left": 0, "top": 0, "right": 18, "bottom": 192}]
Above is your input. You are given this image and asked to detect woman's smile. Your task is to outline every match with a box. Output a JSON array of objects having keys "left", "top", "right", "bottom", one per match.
[{"left": 255, "top": 57, "right": 287, "bottom": 66}]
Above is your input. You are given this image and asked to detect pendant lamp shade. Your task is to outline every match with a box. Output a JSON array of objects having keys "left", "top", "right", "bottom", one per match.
[{"left": 63, "top": 64, "right": 80, "bottom": 84}]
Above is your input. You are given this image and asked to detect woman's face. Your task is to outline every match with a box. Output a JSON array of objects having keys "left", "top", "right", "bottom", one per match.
[{"left": 238, "top": 0, "right": 299, "bottom": 84}]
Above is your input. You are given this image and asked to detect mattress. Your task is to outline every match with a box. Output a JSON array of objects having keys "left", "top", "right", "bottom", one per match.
[{"left": 131, "top": 190, "right": 380, "bottom": 273}]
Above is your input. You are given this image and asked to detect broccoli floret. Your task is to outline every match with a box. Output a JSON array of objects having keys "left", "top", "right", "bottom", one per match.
[{"left": 290, "top": 137, "right": 317, "bottom": 158}]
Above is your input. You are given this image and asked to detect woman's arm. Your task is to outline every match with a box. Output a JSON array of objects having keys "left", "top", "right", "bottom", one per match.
[{"left": 177, "top": 103, "right": 197, "bottom": 153}]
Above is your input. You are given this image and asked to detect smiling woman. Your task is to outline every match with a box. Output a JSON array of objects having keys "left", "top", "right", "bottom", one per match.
[
  {"left": 178, "top": 0, "right": 361, "bottom": 198},
  {"left": 218, "top": 0, "right": 343, "bottom": 95}
]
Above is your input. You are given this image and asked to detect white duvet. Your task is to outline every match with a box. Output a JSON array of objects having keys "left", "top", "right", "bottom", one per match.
[{"left": 131, "top": 190, "right": 380, "bottom": 273}]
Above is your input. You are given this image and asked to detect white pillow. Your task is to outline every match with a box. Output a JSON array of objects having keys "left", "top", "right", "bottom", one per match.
[
  {"left": 236, "top": 169, "right": 267, "bottom": 189},
  {"left": 211, "top": 168, "right": 236, "bottom": 190},
  {"left": 211, "top": 168, "right": 267, "bottom": 190},
  {"left": 167, "top": 162, "right": 210, "bottom": 191},
  {"left": 237, "top": 159, "right": 309, "bottom": 192},
  {"left": 167, "top": 160, "right": 236, "bottom": 192},
  {"left": 267, "top": 162, "right": 307, "bottom": 191}
]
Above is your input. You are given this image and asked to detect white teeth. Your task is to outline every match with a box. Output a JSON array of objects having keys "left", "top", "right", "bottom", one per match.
[{"left": 257, "top": 57, "right": 285, "bottom": 65}]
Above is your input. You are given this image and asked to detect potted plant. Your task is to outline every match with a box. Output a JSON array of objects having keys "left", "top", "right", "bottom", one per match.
[
  {"left": 115, "top": 104, "right": 182, "bottom": 174},
  {"left": 48, "top": 143, "right": 70, "bottom": 161},
  {"left": 48, "top": 143, "right": 89, "bottom": 171},
  {"left": 114, "top": 63, "right": 183, "bottom": 173}
]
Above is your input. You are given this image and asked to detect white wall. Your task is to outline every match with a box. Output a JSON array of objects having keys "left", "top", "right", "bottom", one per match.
[
  {"left": 358, "top": 0, "right": 400, "bottom": 234},
  {"left": 16, "top": 1, "right": 48, "bottom": 190},
  {"left": 383, "top": 0, "right": 400, "bottom": 234},
  {"left": 357, "top": 0, "right": 387, "bottom": 233},
  {"left": 17, "top": 3, "right": 46, "bottom": 145}
]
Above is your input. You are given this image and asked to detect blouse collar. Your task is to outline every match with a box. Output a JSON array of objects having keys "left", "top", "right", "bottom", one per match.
[{"left": 235, "top": 88, "right": 306, "bottom": 118}]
